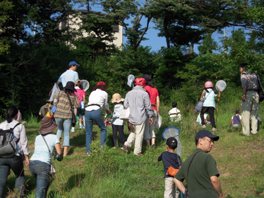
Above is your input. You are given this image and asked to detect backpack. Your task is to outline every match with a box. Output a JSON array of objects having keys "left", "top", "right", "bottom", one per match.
[
  {"left": 255, "top": 73, "right": 264, "bottom": 102},
  {"left": 0, "top": 123, "right": 21, "bottom": 156},
  {"left": 44, "top": 104, "right": 53, "bottom": 118}
]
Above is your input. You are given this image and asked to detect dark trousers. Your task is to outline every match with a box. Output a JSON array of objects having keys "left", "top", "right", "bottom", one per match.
[
  {"left": 201, "top": 107, "right": 216, "bottom": 128},
  {"left": 112, "top": 124, "right": 125, "bottom": 147}
]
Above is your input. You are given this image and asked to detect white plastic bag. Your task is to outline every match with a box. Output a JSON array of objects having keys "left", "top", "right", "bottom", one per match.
[
  {"left": 155, "top": 113, "right": 162, "bottom": 129},
  {"left": 49, "top": 83, "right": 60, "bottom": 102},
  {"left": 119, "top": 107, "right": 130, "bottom": 120}
]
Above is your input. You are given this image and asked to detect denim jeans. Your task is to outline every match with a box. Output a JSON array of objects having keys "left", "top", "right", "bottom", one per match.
[
  {"left": 29, "top": 160, "right": 51, "bottom": 198},
  {"left": 85, "top": 109, "right": 107, "bottom": 152},
  {"left": 55, "top": 118, "right": 71, "bottom": 146},
  {"left": 0, "top": 155, "right": 25, "bottom": 198}
]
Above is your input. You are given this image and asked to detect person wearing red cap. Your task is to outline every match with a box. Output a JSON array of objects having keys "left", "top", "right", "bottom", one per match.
[
  {"left": 123, "top": 77, "right": 153, "bottom": 156},
  {"left": 85, "top": 81, "right": 111, "bottom": 156}
]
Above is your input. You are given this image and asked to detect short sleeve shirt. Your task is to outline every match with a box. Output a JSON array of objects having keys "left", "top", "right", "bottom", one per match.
[
  {"left": 74, "top": 88, "right": 86, "bottom": 104},
  {"left": 54, "top": 91, "right": 79, "bottom": 119},
  {"left": 175, "top": 148, "right": 219, "bottom": 198},
  {"left": 30, "top": 134, "right": 60, "bottom": 165},
  {"left": 144, "top": 85, "right": 159, "bottom": 111},
  {"left": 241, "top": 71, "right": 258, "bottom": 90},
  {"left": 57, "top": 70, "right": 79, "bottom": 88}
]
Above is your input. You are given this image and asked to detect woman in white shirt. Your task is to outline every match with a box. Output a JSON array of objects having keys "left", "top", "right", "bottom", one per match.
[
  {"left": 0, "top": 106, "right": 30, "bottom": 198},
  {"left": 85, "top": 81, "right": 111, "bottom": 156},
  {"left": 29, "top": 117, "right": 63, "bottom": 198}
]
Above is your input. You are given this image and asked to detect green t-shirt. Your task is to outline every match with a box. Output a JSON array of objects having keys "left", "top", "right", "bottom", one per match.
[{"left": 175, "top": 148, "right": 219, "bottom": 198}]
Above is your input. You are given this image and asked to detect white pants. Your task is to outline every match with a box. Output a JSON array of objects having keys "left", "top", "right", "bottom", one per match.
[{"left": 164, "top": 177, "right": 180, "bottom": 198}]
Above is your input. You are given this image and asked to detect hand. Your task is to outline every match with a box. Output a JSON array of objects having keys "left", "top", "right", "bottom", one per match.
[
  {"left": 25, "top": 158, "right": 29, "bottom": 168},
  {"left": 242, "top": 94, "right": 246, "bottom": 102},
  {"left": 200, "top": 98, "right": 203, "bottom": 101},
  {"left": 104, "top": 119, "right": 107, "bottom": 124},
  {"left": 149, "top": 119, "right": 153, "bottom": 125}
]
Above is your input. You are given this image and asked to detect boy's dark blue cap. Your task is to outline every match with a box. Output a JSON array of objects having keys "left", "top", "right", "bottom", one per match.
[
  {"left": 236, "top": 110, "right": 240, "bottom": 114},
  {"left": 69, "top": 61, "right": 80, "bottom": 66},
  {"left": 195, "top": 130, "right": 219, "bottom": 141},
  {"left": 167, "top": 137, "right": 177, "bottom": 148}
]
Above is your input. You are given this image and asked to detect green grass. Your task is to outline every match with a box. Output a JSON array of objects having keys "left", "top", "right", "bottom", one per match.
[{"left": 3, "top": 101, "right": 264, "bottom": 198}]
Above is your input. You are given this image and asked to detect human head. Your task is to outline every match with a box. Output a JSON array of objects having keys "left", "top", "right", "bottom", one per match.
[
  {"left": 134, "top": 77, "right": 146, "bottom": 87},
  {"left": 111, "top": 93, "right": 124, "bottom": 103},
  {"left": 239, "top": 63, "right": 247, "bottom": 73},
  {"left": 166, "top": 137, "right": 178, "bottom": 150},
  {"left": 142, "top": 74, "right": 154, "bottom": 88},
  {"left": 64, "top": 81, "right": 76, "bottom": 95},
  {"left": 235, "top": 110, "right": 240, "bottom": 114},
  {"left": 195, "top": 130, "right": 219, "bottom": 152},
  {"left": 75, "top": 79, "right": 83, "bottom": 89},
  {"left": 172, "top": 102, "right": 177, "bottom": 108},
  {"left": 92, "top": 81, "right": 107, "bottom": 91},
  {"left": 68, "top": 61, "right": 80, "bottom": 70},
  {"left": 39, "top": 117, "right": 58, "bottom": 136},
  {"left": 205, "top": 81, "right": 213, "bottom": 89},
  {"left": 6, "top": 106, "right": 18, "bottom": 123}
]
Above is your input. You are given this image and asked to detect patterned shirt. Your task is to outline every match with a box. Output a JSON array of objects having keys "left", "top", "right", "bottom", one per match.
[
  {"left": 241, "top": 71, "right": 258, "bottom": 90},
  {"left": 54, "top": 91, "right": 79, "bottom": 119}
]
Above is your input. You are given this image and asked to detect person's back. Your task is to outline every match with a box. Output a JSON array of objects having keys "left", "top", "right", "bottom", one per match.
[{"left": 229, "top": 110, "right": 242, "bottom": 127}]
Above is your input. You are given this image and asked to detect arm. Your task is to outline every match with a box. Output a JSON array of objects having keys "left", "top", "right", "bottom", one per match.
[
  {"left": 156, "top": 96, "right": 160, "bottom": 114},
  {"left": 217, "top": 91, "right": 221, "bottom": 98},
  {"left": 200, "top": 91, "right": 206, "bottom": 101},
  {"left": 173, "top": 178, "right": 186, "bottom": 194},
  {"left": 24, "top": 155, "right": 29, "bottom": 168},
  {"left": 56, "top": 81, "right": 60, "bottom": 85},
  {"left": 229, "top": 118, "right": 233, "bottom": 127},
  {"left": 242, "top": 87, "right": 246, "bottom": 102},
  {"left": 55, "top": 143, "right": 63, "bottom": 161},
  {"left": 210, "top": 176, "right": 224, "bottom": 198},
  {"left": 18, "top": 125, "right": 30, "bottom": 167}
]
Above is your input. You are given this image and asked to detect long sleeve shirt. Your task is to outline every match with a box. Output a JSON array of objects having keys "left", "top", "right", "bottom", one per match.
[
  {"left": 124, "top": 86, "right": 153, "bottom": 125},
  {"left": 0, "top": 119, "right": 30, "bottom": 156},
  {"left": 86, "top": 89, "right": 110, "bottom": 111}
]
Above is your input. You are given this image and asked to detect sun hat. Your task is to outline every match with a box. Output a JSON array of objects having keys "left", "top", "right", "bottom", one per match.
[
  {"left": 166, "top": 137, "right": 178, "bottom": 149},
  {"left": 205, "top": 81, "right": 213, "bottom": 88},
  {"left": 39, "top": 117, "right": 58, "bottom": 135},
  {"left": 195, "top": 130, "right": 219, "bottom": 141},
  {"left": 69, "top": 61, "right": 80, "bottom": 66},
  {"left": 134, "top": 77, "right": 146, "bottom": 86},
  {"left": 63, "top": 81, "right": 76, "bottom": 92},
  {"left": 111, "top": 93, "right": 124, "bottom": 103},
  {"left": 97, "top": 81, "right": 106, "bottom": 86}
]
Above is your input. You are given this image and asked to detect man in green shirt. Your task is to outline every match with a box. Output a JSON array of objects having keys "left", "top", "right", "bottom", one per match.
[{"left": 174, "top": 130, "right": 224, "bottom": 198}]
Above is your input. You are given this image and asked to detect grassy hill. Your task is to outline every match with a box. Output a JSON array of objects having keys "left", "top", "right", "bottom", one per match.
[{"left": 3, "top": 102, "right": 264, "bottom": 198}]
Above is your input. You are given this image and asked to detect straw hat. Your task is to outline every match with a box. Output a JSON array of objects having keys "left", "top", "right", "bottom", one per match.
[
  {"left": 111, "top": 93, "right": 124, "bottom": 103},
  {"left": 39, "top": 117, "right": 58, "bottom": 135}
]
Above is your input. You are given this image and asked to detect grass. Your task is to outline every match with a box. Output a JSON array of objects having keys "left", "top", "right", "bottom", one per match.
[{"left": 2, "top": 100, "right": 264, "bottom": 198}]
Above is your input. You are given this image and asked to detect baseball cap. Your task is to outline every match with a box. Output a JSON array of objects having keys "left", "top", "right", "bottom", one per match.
[
  {"left": 97, "top": 81, "right": 106, "bottom": 86},
  {"left": 195, "top": 130, "right": 219, "bottom": 141},
  {"left": 69, "top": 61, "right": 80, "bottom": 66},
  {"left": 235, "top": 110, "right": 240, "bottom": 114},
  {"left": 166, "top": 137, "right": 177, "bottom": 149}
]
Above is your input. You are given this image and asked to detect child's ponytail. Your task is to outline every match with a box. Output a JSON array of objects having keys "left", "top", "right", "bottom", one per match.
[{"left": 5, "top": 106, "right": 18, "bottom": 123}]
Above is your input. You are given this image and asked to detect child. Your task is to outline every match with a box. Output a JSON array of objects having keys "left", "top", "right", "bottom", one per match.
[
  {"left": 71, "top": 79, "right": 86, "bottom": 132},
  {"left": 200, "top": 81, "right": 221, "bottom": 131},
  {"left": 168, "top": 102, "right": 181, "bottom": 122},
  {"left": 158, "top": 137, "right": 182, "bottom": 198},
  {"left": 229, "top": 110, "right": 242, "bottom": 127},
  {"left": 111, "top": 93, "right": 125, "bottom": 148},
  {"left": 196, "top": 112, "right": 209, "bottom": 125}
]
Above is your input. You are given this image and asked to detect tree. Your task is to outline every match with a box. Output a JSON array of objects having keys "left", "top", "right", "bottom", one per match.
[{"left": 198, "top": 34, "right": 218, "bottom": 55}]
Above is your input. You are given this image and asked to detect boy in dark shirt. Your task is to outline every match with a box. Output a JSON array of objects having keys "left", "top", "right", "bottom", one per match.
[{"left": 158, "top": 137, "right": 182, "bottom": 198}]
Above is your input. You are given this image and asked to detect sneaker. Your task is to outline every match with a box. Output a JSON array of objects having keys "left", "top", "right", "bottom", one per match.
[
  {"left": 87, "top": 152, "right": 91, "bottom": 156},
  {"left": 79, "top": 125, "right": 85, "bottom": 129},
  {"left": 71, "top": 127, "right": 75, "bottom": 132},
  {"left": 202, "top": 125, "right": 206, "bottom": 128},
  {"left": 122, "top": 145, "right": 129, "bottom": 153},
  {"left": 135, "top": 153, "right": 143, "bottom": 157},
  {"left": 152, "top": 144, "right": 156, "bottom": 148},
  {"left": 212, "top": 128, "right": 217, "bottom": 132}
]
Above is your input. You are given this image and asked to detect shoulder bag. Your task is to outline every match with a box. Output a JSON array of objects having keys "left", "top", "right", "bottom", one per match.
[
  {"left": 119, "top": 107, "right": 130, "bottom": 120},
  {"left": 66, "top": 93, "right": 76, "bottom": 127},
  {"left": 166, "top": 154, "right": 181, "bottom": 177},
  {"left": 184, "top": 151, "right": 201, "bottom": 198},
  {"left": 40, "top": 134, "right": 56, "bottom": 175}
]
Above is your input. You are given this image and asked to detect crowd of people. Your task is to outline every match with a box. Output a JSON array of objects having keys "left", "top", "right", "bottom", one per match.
[{"left": 0, "top": 62, "right": 262, "bottom": 198}]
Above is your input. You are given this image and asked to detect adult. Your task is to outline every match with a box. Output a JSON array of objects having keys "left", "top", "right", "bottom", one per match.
[
  {"left": 174, "top": 130, "right": 224, "bottom": 198},
  {"left": 85, "top": 81, "right": 111, "bottom": 156},
  {"left": 54, "top": 81, "right": 79, "bottom": 156},
  {"left": 39, "top": 100, "right": 53, "bottom": 118},
  {"left": 29, "top": 117, "right": 63, "bottom": 198},
  {"left": 0, "top": 106, "right": 30, "bottom": 198},
  {"left": 142, "top": 74, "right": 160, "bottom": 147},
  {"left": 200, "top": 81, "right": 221, "bottom": 131},
  {"left": 56, "top": 61, "right": 80, "bottom": 88},
  {"left": 73, "top": 79, "right": 86, "bottom": 130},
  {"left": 123, "top": 77, "right": 153, "bottom": 156},
  {"left": 239, "top": 63, "right": 260, "bottom": 136}
]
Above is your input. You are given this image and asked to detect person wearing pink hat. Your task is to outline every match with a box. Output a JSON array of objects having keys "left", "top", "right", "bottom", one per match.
[
  {"left": 85, "top": 81, "right": 112, "bottom": 156},
  {"left": 200, "top": 81, "right": 221, "bottom": 131}
]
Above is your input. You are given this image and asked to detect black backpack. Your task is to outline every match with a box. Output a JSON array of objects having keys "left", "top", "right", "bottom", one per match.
[{"left": 0, "top": 123, "right": 21, "bottom": 156}]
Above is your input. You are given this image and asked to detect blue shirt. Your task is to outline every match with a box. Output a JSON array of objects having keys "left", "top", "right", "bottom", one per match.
[
  {"left": 203, "top": 89, "right": 217, "bottom": 108},
  {"left": 58, "top": 70, "right": 79, "bottom": 87},
  {"left": 30, "top": 134, "right": 60, "bottom": 165}
]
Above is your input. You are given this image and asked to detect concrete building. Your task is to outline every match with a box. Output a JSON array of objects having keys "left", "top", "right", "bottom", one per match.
[{"left": 57, "top": 10, "right": 123, "bottom": 49}]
